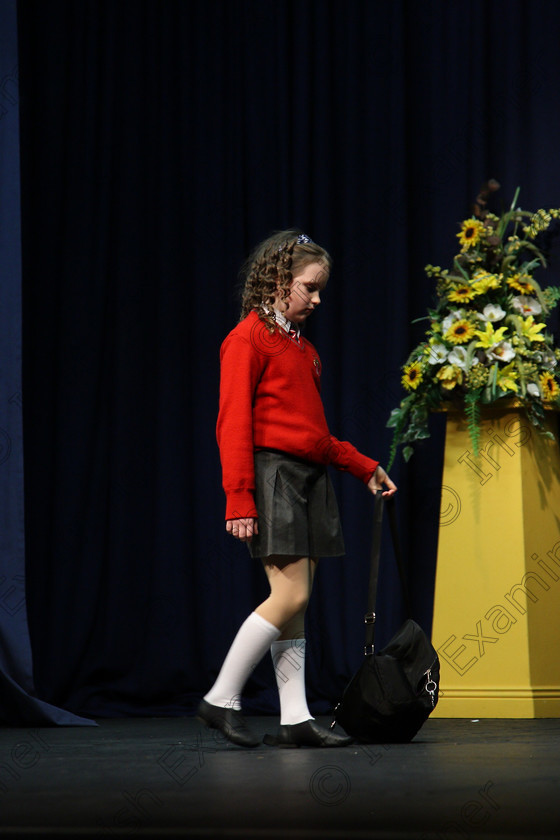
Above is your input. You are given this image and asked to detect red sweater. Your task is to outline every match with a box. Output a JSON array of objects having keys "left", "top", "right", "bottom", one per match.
[{"left": 216, "top": 311, "right": 379, "bottom": 520}]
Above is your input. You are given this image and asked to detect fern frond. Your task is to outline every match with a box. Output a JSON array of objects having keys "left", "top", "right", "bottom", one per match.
[{"left": 464, "top": 391, "right": 482, "bottom": 456}]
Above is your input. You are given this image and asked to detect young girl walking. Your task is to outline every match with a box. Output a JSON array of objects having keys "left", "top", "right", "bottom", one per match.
[{"left": 197, "top": 229, "right": 397, "bottom": 748}]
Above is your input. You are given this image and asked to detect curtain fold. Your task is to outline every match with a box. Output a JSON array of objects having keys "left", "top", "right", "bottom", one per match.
[{"left": 0, "top": 0, "right": 94, "bottom": 726}]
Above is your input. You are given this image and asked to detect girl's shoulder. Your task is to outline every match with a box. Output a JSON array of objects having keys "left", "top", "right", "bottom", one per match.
[
  {"left": 221, "top": 310, "right": 259, "bottom": 347},
  {"left": 222, "top": 310, "right": 285, "bottom": 352},
  {"left": 221, "top": 311, "right": 278, "bottom": 363},
  {"left": 227, "top": 310, "right": 259, "bottom": 337}
]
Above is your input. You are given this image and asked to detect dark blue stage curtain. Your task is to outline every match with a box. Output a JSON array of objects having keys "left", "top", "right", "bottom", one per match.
[
  {"left": 15, "top": 0, "right": 560, "bottom": 720},
  {"left": 0, "top": 0, "right": 94, "bottom": 725}
]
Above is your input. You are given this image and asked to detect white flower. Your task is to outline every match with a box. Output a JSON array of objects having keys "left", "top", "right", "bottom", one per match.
[
  {"left": 447, "top": 346, "right": 478, "bottom": 370},
  {"left": 426, "top": 343, "right": 448, "bottom": 364},
  {"left": 512, "top": 295, "right": 542, "bottom": 317},
  {"left": 527, "top": 383, "right": 540, "bottom": 397},
  {"left": 487, "top": 341, "right": 516, "bottom": 362},
  {"left": 532, "top": 349, "right": 556, "bottom": 368},
  {"left": 442, "top": 310, "right": 464, "bottom": 333},
  {"left": 477, "top": 304, "right": 506, "bottom": 322}
]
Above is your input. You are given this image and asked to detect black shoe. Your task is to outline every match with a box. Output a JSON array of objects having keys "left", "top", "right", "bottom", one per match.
[
  {"left": 263, "top": 719, "right": 354, "bottom": 748},
  {"left": 196, "top": 699, "right": 260, "bottom": 748}
]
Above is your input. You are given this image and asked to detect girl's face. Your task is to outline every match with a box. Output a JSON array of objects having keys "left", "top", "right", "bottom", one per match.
[{"left": 277, "top": 262, "right": 329, "bottom": 324}]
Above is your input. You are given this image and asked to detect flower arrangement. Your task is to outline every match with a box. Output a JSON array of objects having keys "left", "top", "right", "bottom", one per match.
[{"left": 387, "top": 184, "right": 560, "bottom": 468}]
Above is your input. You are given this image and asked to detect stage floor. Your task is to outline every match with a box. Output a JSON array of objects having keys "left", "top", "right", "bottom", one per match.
[{"left": 0, "top": 716, "right": 559, "bottom": 839}]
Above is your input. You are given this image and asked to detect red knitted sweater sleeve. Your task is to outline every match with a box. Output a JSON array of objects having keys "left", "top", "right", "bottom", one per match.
[
  {"left": 216, "top": 332, "right": 263, "bottom": 520},
  {"left": 314, "top": 435, "right": 379, "bottom": 484}
]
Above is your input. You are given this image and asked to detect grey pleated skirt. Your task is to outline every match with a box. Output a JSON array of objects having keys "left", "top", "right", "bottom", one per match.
[{"left": 248, "top": 449, "right": 346, "bottom": 559}]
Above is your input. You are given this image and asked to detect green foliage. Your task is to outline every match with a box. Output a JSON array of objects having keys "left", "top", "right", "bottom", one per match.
[
  {"left": 387, "top": 187, "right": 560, "bottom": 466},
  {"left": 464, "top": 390, "right": 482, "bottom": 456}
]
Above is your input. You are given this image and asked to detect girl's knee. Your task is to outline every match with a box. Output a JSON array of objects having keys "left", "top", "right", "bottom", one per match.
[
  {"left": 263, "top": 555, "right": 314, "bottom": 623},
  {"left": 289, "top": 591, "right": 310, "bottom": 616},
  {"left": 270, "top": 589, "right": 309, "bottom": 625}
]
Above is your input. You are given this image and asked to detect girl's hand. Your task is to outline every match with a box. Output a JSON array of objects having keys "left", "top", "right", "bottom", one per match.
[
  {"left": 226, "top": 518, "right": 259, "bottom": 542},
  {"left": 367, "top": 466, "right": 397, "bottom": 497}
]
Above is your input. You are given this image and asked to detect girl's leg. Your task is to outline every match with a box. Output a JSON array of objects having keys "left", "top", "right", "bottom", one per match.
[
  {"left": 202, "top": 611, "right": 281, "bottom": 711},
  {"left": 263, "top": 558, "right": 317, "bottom": 726},
  {"left": 203, "top": 555, "right": 313, "bottom": 712},
  {"left": 255, "top": 555, "right": 317, "bottom": 631},
  {"left": 199, "top": 557, "right": 310, "bottom": 746},
  {"left": 259, "top": 555, "right": 352, "bottom": 747},
  {"left": 199, "top": 602, "right": 282, "bottom": 747},
  {"left": 199, "top": 554, "right": 351, "bottom": 747}
]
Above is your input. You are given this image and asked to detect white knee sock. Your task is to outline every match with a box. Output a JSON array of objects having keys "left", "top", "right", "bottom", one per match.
[
  {"left": 204, "top": 612, "right": 281, "bottom": 710},
  {"left": 271, "top": 638, "right": 314, "bottom": 725}
]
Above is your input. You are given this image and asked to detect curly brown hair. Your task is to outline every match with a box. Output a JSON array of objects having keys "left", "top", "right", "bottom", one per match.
[{"left": 238, "top": 229, "right": 332, "bottom": 325}]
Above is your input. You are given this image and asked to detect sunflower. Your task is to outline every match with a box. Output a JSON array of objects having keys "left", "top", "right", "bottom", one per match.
[
  {"left": 401, "top": 361, "right": 423, "bottom": 391},
  {"left": 539, "top": 372, "right": 560, "bottom": 401},
  {"left": 507, "top": 273, "right": 535, "bottom": 294},
  {"left": 448, "top": 284, "right": 478, "bottom": 303},
  {"left": 456, "top": 218, "right": 485, "bottom": 251},
  {"left": 444, "top": 319, "right": 476, "bottom": 344}
]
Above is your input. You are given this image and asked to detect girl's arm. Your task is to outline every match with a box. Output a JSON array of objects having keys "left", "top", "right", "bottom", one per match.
[
  {"left": 315, "top": 434, "right": 396, "bottom": 497},
  {"left": 216, "top": 333, "right": 264, "bottom": 523}
]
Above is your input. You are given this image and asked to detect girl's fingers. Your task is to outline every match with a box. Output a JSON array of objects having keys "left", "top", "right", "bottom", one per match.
[
  {"left": 225, "top": 518, "right": 257, "bottom": 541},
  {"left": 384, "top": 476, "right": 398, "bottom": 495},
  {"left": 367, "top": 468, "right": 397, "bottom": 497}
]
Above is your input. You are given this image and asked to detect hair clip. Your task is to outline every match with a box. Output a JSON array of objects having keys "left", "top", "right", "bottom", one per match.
[{"left": 278, "top": 233, "right": 313, "bottom": 253}]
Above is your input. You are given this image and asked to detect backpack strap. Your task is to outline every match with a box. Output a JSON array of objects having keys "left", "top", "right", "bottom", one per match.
[{"left": 363, "top": 491, "right": 413, "bottom": 656}]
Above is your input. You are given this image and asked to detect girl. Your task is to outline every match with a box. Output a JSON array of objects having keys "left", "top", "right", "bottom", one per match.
[{"left": 197, "top": 230, "right": 397, "bottom": 748}]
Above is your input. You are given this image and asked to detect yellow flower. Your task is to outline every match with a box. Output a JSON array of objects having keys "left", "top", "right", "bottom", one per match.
[
  {"left": 471, "top": 270, "right": 502, "bottom": 294},
  {"left": 474, "top": 322, "right": 508, "bottom": 349},
  {"left": 448, "top": 284, "right": 478, "bottom": 303},
  {"left": 444, "top": 319, "right": 476, "bottom": 344},
  {"left": 539, "top": 372, "right": 560, "bottom": 401},
  {"left": 507, "top": 273, "right": 535, "bottom": 294},
  {"left": 523, "top": 209, "right": 553, "bottom": 239},
  {"left": 496, "top": 361, "right": 519, "bottom": 394},
  {"left": 436, "top": 365, "right": 463, "bottom": 390},
  {"left": 456, "top": 218, "right": 485, "bottom": 251},
  {"left": 505, "top": 235, "right": 523, "bottom": 254},
  {"left": 520, "top": 315, "right": 546, "bottom": 343},
  {"left": 402, "top": 361, "right": 423, "bottom": 390}
]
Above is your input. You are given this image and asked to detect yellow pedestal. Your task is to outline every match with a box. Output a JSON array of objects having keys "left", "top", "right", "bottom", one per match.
[{"left": 431, "top": 404, "right": 560, "bottom": 718}]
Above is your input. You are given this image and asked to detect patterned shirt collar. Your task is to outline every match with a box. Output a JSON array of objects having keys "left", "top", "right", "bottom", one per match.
[{"left": 272, "top": 307, "right": 300, "bottom": 338}]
